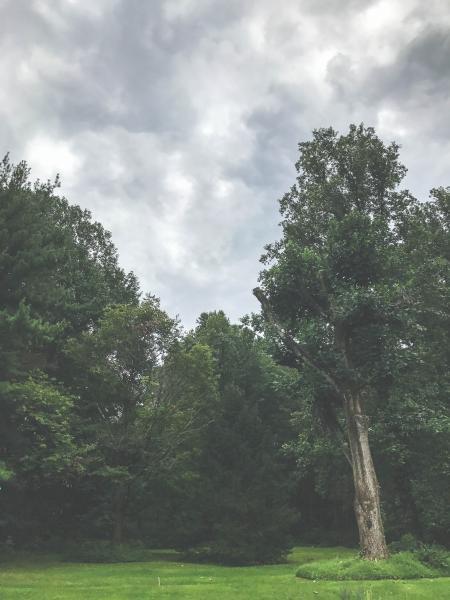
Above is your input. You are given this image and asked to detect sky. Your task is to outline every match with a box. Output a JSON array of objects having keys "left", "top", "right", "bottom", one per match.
[{"left": 1, "top": 0, "right": 450, "bottom": 327}]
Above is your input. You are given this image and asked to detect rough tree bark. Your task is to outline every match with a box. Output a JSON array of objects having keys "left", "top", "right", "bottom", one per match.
[
  {"left": 344, "top": 392, "right": 389, "bottom": 559},
  {"left": 253, "top": 287, "right": 389, "bottom": 560}
]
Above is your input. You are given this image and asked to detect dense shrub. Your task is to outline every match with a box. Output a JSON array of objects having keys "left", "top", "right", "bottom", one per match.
[
  {"left": 389, "top": 534, "right": 450, "bottom": 575},
  {"left": 416, "top": 544, "right": 450, "bottom": 573},
  {"left": 185, "top": 533, "right": 290, "bottom": 566}
]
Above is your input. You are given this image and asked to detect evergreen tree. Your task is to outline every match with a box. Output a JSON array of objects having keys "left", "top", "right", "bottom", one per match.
[{"left": 176, "top": 311, "right": 297, "bottom": 564}]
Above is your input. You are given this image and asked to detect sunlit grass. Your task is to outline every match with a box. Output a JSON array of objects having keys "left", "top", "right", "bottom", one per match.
[{"left": 0, "top": 546, "right": 448, "bottom": 599}]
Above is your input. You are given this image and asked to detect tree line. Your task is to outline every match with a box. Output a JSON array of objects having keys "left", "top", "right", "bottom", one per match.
[{"left": 0, "top": 125, "right": 449, "bottom": 563}]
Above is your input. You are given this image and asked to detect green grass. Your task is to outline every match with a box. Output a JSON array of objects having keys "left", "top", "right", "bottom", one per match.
[
  {"left": 296, "top": 551, "right": 446, "bottom": 580},
  {"left": 0, "top": 546, "right": 449, "bottom": 599}
]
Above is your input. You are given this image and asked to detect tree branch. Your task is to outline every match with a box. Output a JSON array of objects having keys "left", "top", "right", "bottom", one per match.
[{"left": 253, "top": 287, "right": 345, "bottom": 400}]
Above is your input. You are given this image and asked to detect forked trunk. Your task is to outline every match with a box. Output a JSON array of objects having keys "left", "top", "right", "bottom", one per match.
[{"left": 344, "top": 393, "right": 389, "bottom": 559}]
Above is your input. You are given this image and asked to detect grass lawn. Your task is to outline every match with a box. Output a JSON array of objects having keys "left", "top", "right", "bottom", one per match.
[
  {"left": 296, "top": 550, "right": 449, "bottom": 580},
  {"left": 0, "top": 546, "right": 449, "bottom": 599}
]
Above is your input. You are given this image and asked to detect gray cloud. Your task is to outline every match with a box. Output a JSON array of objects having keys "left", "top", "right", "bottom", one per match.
[{"left": 1, "top": 0, "right": 449, "bottom": 326}]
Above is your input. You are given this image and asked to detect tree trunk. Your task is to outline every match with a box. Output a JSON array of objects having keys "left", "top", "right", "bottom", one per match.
[
  {"left": 112, "top": 486, "right": 127, "bottom": 545},
  {"left": 344, "top": 393, "right": 389, "bottom": 559},
  {"left": 251, "top": 288, "right": 389, "bottom": 559}
]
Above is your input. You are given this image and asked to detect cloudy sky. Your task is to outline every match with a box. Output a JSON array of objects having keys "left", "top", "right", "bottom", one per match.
[{"left": 1, "top": 0, "right": 449, "bottom": 326}]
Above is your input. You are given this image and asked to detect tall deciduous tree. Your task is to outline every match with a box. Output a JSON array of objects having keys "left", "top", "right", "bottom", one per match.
[
  {"left": 65, "top": 298, "right": 178, "bottom": 543},
  {"left": 0, "top": 155, "right": 139, "bottom": 541},
  {"left": 254, "top": 124, "right": 440, "bottom": 559}
]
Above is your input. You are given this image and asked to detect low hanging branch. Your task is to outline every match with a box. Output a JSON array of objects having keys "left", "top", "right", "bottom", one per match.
[{"left": 253, "top": 287, "right": 352, "bottom": 466}]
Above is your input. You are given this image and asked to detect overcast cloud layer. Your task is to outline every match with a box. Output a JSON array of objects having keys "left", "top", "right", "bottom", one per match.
[{"left": 1, "top": 0, "right": 450, "bottom": 326}]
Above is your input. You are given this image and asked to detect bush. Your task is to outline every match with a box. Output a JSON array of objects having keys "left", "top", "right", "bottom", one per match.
[
  {"left": 416, "top": 544, "right": 450, "bottom": 573},
  {"left": 185, "top": 535, "right": 290, "bottom": 566},
  {"left": 185, "top": 541, "right": 289, "bottom": 566},
  {"left": 389, "top": 534, "right": 450, "bottom": 575},
  {"left": 62, "top": 541, "right": 151, "bottom": 563},
  {"left": 296, "top": 552, "right": 439, "bottom": 580},
  {"left": 389, "top": 533, "right": 420, "bottom": 553}
]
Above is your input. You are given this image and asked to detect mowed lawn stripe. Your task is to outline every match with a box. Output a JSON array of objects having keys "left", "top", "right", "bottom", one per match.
[{"left": 1, "top": 548, "right": 449, "bottom": 599}]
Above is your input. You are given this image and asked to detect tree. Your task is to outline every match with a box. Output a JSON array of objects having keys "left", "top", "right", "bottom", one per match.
[
  {"left": 370, "top": 184, "right": 450, "bottom": 544},
  {"left": 176, "top": 311, "right": 297, "bottom": 564},
  {"left": 134, "top": 335, "right": 220, "bottom": 548},
  {"left": 65, "top": 298, "right": 219, "bottom": 545},
  {"left": 254, "top": 124, "right": 444, "bottom": 559},
  {"left": 65, "top": 298, "right": 179, "bottom": 543},
  {"left": 0, "top": 155, "right": 139, "bottom": 542},
  {"left": 0, "top": 155, "right": 138, "bottom": 336}
]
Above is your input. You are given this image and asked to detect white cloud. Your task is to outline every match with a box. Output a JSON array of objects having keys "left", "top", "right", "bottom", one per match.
[
  {"left": 1, "top": 0, "right": 449, "bottom": 326},
  {"left": 25, "top": 136, "right": 82, "bottom": 184}
]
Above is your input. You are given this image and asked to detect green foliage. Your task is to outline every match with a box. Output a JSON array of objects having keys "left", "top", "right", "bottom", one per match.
[
  {"left": 259, "top": 124, "right": 424, "bottom": 399},
  {"left": 257, "top": 124, "right": 450, "bottom": 550},
  {"left": 0, "top": 461, "right": 14, "bottom": 482},
  {"left": 0, "top": 374, "right": 79, "bottom": 479},
  {"left": 1, "top": 144, "right": 449, "bottom": 565},
  {"left": 0, "top": 154, "right": 138, "bottom": 334},
  {"left": 0, "top": 154, "right": 140, "bottom": 543},
  {"left": 166, "top": 311, "right": 297, "bottom": 564},
  {"left": 389, "top": 535, "right": 450, "bottom": 574},
  {"left": 63, "top": 298, "right": 187, "bottom": 541},
  {"left": 416, "top": 545, "right": 450, "bottom": 572},
  {"left": 389, "top": 534, "right": 420, "bottom": 553}
]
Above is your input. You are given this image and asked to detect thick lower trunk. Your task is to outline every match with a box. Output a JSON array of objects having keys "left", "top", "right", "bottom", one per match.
[{"left": 344, "top": 393, "right": 389, "bottom": 560}]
